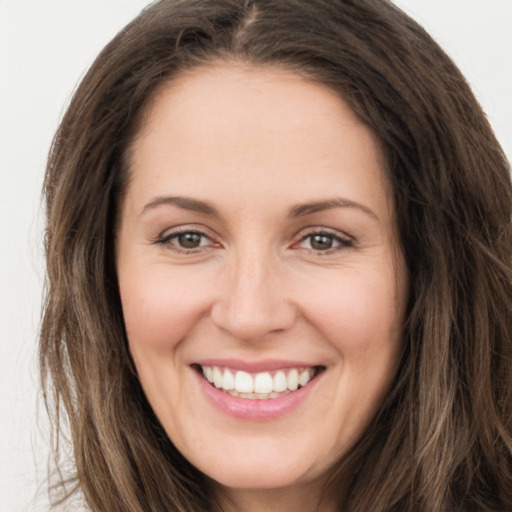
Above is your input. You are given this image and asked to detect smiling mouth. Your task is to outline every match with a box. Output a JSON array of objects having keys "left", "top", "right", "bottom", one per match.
[{"left": 193, "top": 364, "right": 325, "bottom": 399}]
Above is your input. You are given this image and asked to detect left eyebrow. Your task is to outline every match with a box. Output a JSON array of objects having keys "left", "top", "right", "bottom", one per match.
[
  {"left": 288, "top": 198, "right": 379, "bottom": 222},
  {"left": 141, "top": 195, "right": 220, "bottom": 217}
]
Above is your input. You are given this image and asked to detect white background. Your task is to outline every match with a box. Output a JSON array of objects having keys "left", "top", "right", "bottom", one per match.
[{"left": 1, "top": 1, "right": 511, "bottom": 510}]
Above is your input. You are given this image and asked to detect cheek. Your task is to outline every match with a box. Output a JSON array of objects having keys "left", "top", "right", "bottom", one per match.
[
  {"left": 297, "top": 268, "right": 404, "bottom": 354},
  {"left": 117, "top": 267, "right": 213, "bottom": 423},
  {"left": 118, "top": 268, "right": 210, "bottom": 354}
]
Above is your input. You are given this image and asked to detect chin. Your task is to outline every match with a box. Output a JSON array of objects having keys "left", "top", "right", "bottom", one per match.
[
  {"left": 177, "top": 431, "right": 338, "bottom": 494},
  {"left": 206, "top": 461, "right": 315, "bottom": 491}
]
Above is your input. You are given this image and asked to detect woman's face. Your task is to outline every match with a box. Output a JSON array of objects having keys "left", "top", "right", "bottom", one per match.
[{"left": 117, "top": 64, "right": 408, "bottom": 501}]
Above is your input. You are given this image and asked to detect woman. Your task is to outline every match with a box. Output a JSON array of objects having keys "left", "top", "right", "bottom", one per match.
[{"left": 40, "top": 0, "right": 512, "bottom": 510}]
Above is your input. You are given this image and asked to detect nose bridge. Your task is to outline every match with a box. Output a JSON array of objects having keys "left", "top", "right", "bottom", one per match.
[
  {"left": 211, "top": 242, "right": 295, "bottom": 341},
  {"left": 233, "top": 246, "right": 273, "bottom": 312}
]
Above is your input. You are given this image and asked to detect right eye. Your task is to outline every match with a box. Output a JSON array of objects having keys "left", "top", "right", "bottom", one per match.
[
  {"left": 154, "top": 229, "right": 215, "bottom": 253},
  {"left": 171, "top": 231, "right": 208, "bottom": 249},
  {"left": 292, "top": 228, "right": 354, "bottom": 255}
]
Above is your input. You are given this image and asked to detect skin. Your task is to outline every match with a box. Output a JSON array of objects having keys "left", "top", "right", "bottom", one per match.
[{"left": 116, "top": 63, "right": 408, "bottom": 512}]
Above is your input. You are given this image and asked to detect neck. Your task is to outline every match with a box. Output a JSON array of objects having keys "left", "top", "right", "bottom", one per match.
[{"left": 211, "top": 478, "right": 340, "bottom": 512}]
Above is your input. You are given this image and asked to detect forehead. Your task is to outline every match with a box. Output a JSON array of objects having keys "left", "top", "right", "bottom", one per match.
[{"left": 127, "top": 63, "right": 391, "bottom": 219}]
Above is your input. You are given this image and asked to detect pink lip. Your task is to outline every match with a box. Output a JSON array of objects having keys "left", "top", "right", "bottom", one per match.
[
  {"left": 192, "top": 365, "right": 323, "bottom": 421},
  {"left": 194, "top": 358, "right": 319, "bottom": 373}
]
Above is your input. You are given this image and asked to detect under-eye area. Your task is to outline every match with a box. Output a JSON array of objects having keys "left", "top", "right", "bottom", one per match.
[{"left": 192, "top": 364, "right": 326, "bottom": 399}]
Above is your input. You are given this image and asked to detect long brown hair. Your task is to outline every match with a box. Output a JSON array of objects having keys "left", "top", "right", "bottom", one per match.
[{"left": 40, "top": 1, "right": 512, "bottom": 510}]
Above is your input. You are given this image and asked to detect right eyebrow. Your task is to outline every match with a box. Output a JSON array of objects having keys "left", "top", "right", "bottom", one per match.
[
  {"left": 140, "top": 195, "right": 220, "bottom": 217},
  {"left": 288, "top": 197, "right": 380, "bottom": 222}
]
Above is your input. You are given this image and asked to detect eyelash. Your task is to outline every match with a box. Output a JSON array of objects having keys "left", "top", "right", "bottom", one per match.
[
  {"left": 153, "top": 229, "right": 215, "bottom": 254},
  {"left": 294, "top": 229, "right": 354, "bottom": 254},
  {"left": 153, "top": 227, "right": 354, "bottom": 255}
]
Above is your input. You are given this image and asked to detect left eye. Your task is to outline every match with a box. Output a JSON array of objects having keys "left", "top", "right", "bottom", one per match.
[
  {"left": 298, "top": 233, "right": 351, "bottom": 251},
  {"left": 164, "top": 231, "right": 210, "bottom": 249}
]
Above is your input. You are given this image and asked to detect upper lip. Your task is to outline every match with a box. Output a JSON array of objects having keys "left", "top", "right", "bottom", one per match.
[{"left": 193, "top": 358, "right": 323, "bottom": 373}]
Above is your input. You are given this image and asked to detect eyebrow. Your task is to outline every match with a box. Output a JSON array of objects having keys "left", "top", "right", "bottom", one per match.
[
  {"left": 288, "top": 198, "right": 379, "bottom": 221},
  {"left": 141, "top": 196, "right": 220, "bottom": 217},
  {"left": 141, "top": 195, "right": 379, "bottom": 222}
]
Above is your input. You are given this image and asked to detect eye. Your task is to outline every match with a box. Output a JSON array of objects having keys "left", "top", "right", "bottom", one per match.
[
  {"left": 174, "top": 232, "right": 207, "bottom": 249},
  {"left": 306, "top": 233, "right": 337, "bottom": 251},
  {"left": 154, "top": 229, "right": 215, "bottom": 252},
  {"left": 295, "top": 230, "right": 353, "bottom": 253}
]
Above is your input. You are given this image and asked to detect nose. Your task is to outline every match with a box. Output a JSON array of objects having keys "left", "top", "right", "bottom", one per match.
[{"left": 211, "top": 249, "right": 296, "bottom": 342}]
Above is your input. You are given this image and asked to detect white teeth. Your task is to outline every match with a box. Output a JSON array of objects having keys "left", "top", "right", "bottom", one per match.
[
  {"left": 240, "top": 393, "right": 258, "bottom": 399},
  {"left": 222, "top": 369, "right": 235, "bottom": 390},
  {"left": 299, "top": 369, "right": 312, "bottom": 387},
  {"left": 213, "top": 367, "right": 223, "bottom": 388},
  {"left": 287, "top": 369, "right": 299, "bottom": 391},
  {"left": 200, "top": 365, "right": 318, "bottom": 398},
  {"left": 254, "top": 372, "right": 273, "bottom": 394},
  {"left": 273, "top": 371, "right": 288, "bottom": 392},
  {"left": 235, "top": 371, "right": 254, "bottom": 393}
]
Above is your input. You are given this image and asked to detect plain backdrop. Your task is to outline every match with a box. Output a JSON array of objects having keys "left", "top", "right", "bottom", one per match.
[{"left": 1, "top": 1, "right": 511, "bottom": 510}]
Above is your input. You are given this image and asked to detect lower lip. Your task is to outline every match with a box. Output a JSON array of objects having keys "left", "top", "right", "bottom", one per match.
[{"left": 193, "top": 368, "right": 321, "bottom": 420}]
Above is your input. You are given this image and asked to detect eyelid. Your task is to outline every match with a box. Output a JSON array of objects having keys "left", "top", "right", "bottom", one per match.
[
  {"left": 152, "top": 224, "right": 221, "bottom": 250},
  {"left": 291, "top": 226, "right": 354, "bottom": 252}
]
